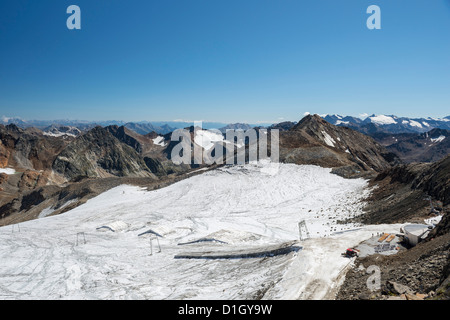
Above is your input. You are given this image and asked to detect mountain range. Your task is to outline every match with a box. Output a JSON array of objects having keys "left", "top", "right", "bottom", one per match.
[
  {"left": 322, "top": 114, "right": 450, "bottom": 134},
  {"left": 0, "top": 114, "right": 448, "bottom": 223},
  {"left": 1, "top": 113, "right": 449, "bottom": 300},
  {"left": 3, "top": 113, "right": 449, "bottom": 137},
  {"left": 0, "top": 116, "right": 272, "bottom": 135},
  {"left": 0, "top": 114, "right": 404, "bottom": 224}
]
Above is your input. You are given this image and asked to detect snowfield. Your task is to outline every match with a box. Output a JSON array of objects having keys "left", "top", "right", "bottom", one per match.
[{"left": 0, "top": 162, "right": 402, "bottom": 300}]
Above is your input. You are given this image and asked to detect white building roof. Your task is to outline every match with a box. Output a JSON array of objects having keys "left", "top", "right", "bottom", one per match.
[{"left": 404, "top": 224, "right": 431, "bottom": 237}]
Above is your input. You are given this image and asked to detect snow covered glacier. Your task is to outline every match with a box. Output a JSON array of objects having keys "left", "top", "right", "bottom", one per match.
[{"left": 0, "top": 162, "right": 401, "bottom": 300}]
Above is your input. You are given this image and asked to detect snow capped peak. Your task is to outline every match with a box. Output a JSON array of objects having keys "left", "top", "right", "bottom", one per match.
[
  {"left": 322, "top": 113, "right": 450, "bottom": 134},
  {"left": 368, "top": 115, "right": 397, "bottom": 125}
]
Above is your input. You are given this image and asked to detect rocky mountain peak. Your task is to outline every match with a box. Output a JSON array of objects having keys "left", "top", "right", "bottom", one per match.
[
  {"left": 4, "top": 123, "right": 23, "bottom": 133},
  {"left": 279, "top": 114, "right": 401, "bottom": 177},
  {"left": 291, "top": 114, "right": 329, "bottom": 132}
]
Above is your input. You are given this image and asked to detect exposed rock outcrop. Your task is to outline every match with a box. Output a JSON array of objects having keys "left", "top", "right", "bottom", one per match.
[
  {"left": 0, "top": 124, "right": 70, "bottom": 171},
  {"left": 362, "top": 155, "right": 450, "bottom": 224},
  {"left": 52, "top": 126, "right": 156, "bottom": 181},
  {"left": 336, "top": 233, "right": 450, "bottom": 300}
]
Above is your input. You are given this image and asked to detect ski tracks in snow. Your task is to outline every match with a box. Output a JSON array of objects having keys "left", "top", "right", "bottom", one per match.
[{"left": 0, "top": 163, "right": 384, "bottom": 299}]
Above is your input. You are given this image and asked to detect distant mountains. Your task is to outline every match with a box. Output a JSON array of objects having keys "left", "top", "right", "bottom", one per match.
[
  {"left": 318, "top": 114, "right": 450, "bottom": 163},
  {"left": 0, "top": 116, "right": 276, "bottom": 136},
  {"left": 4, "top": 113, "right": 449, "bottom": 136},
  {"left": 2, "top": 113, "right": 449, "bottom": 165},
  {"left": 322, "top": 114, "right": 450, "bottom": 134},
  {"left": 0, "top": 117, "right": 177, "bottom": 135}
]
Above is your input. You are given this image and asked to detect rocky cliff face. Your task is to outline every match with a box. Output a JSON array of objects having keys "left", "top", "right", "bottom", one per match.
[
  {"left": 375, "top": 155, "right": 449, "bottom": 205},
  {"left": 0, "top": 124, "right": 70, "bottom": 171},
  {"left": 371, "top": 128, "right": 450, "bottom": 163},
  {"left": 52, "top": 126, "right": 156, "bottom": 181},
  {"left": 106, "top": 125, "right": 147, "bottom": 154},
  {"left": 105, "top": 125, "right": 170, "bottom": 177},
  {"left": 0, "top": 124, "right": 72, "bottom": 204}
]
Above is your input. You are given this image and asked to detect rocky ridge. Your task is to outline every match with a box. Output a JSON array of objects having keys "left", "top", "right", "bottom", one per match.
[{"left": 279, "top": 114, "right": 400, "bottom": 178}]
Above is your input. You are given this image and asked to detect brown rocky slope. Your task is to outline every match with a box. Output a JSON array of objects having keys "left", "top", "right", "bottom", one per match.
[
  {"left": 279, "top": 114, "right": 400, "bottom": 178},
  {"left": 337, "top": 155, "right": 450, "bottom": 300}
]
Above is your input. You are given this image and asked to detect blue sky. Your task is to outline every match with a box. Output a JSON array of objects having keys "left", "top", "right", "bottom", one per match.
[{"left": 0, "top": 0, "right": 449, "bottom": 123}]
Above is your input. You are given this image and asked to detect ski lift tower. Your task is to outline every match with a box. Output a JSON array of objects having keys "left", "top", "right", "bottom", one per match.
[
  {"left": 149, "top": 235, "right": 161, "bottom": 255},
  {"left": 298, "top": 220, "right": 310, "bottom": 241}
]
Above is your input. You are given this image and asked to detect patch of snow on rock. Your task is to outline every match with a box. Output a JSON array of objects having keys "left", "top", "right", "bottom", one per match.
[
  {"left": 152, "top": 136, "right": 166, "bottom": 147},
  {"left": 321, "top": 131, "right": 336, "bottom": 147},
  {"left": 431, "top": 135, "right": 445, "bottom": 143},
  {"left": 0, "top": 168, "right": 15, "bottom": 175}
]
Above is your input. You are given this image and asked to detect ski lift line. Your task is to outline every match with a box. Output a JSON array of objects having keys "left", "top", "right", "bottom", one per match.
[
  {"left": 76, "top": 232, "right": 86, "bottom": 246},
  {"left": 149, "top": 235, "right": 162, "bottom": 255}
]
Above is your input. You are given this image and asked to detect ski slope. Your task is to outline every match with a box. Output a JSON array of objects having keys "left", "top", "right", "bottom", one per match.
[{"left": 0, "top": 162, "right": 402, "bottom": 300}]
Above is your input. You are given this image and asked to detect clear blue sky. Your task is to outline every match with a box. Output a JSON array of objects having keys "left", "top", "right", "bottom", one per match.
[{"left": 1, "top": 0, "right": 449, "bottom": 123}]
